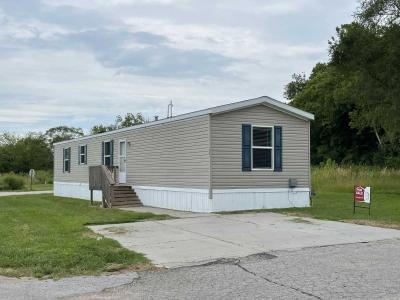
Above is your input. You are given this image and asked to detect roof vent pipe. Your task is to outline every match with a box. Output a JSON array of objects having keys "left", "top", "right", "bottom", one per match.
[
  {"left": 154, "top": 115, "right": 159, "bottom": 121},
  {"left": 167, "top": 100, "right": 173, "bottom": 118}
]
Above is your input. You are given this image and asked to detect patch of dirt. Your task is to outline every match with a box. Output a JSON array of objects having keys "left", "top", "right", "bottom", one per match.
[
  {"left": 344, "top": 219, "right": 400, "bottom": 230},
  {"left": 82, "top": 231, "right": 100, "bottom": 239},
  {"left": 289, "top": 217, "right": 313, "bottom": 224},
  {"left": 104, "top": 226, "right": 129, "bottom": 234},
  {"left": 125, "top": 263, "right": 167, "bottom": 273},
  {"left": 284, "top": 212, "right": 312, "bottom": 218}
]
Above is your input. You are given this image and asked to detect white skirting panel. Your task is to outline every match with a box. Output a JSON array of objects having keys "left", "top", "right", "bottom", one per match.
[
  {"left": 212, "top": 188, "right": 310, "bottom": 212},
  {"left": 53, "top": 182, "right": 310, "bottom": 212},
  {"left": 134, "top": 186, "right": 213, "bottom": 212},
  {"left": 54, "top": 181, "right": 102, "bottom": 201},
  {"left": 134, "top": 186, "right": 310, "bottom": 213}
]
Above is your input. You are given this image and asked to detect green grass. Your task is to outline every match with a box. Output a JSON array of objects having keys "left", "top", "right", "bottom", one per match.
[
  {"left": 222, "top": 164, "right": 400, "bottom": 228},
  {"left": 9, "top": 183, "right": 54, "bottom": 192},
  {"left": 0, "top": 194, "right": 168, "bottom": 278},
  {"left": 272, "top": 192, "right": 400, "bottom": 227}
]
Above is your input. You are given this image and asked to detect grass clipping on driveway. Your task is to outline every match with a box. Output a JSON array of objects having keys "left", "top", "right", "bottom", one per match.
[{"left": 0, "top": 194, "right": 168, "bottom": 278}]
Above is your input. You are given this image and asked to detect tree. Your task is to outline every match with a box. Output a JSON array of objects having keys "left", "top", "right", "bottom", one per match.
[
  {"left": 116, "top": 113, "right": 145, "bottom": 128},
  {"left": 0, "top": 133, "right": 53, "bottom": 173},
  {"left": 286, "top": 0, "right": 400, "bottom": 167},
  {"left": 357, "top": 0, "right": 400, "bottom": 27},
  {"left": 284, "top": 73, "right": 307, "bottom": 101},
  {"left": 330, "top": 22, "right": 400, "bottom": 149},
  {"left": 90, "top": 124, "right": 117, "bottom": 135},
  {"left": 45, "top": 126, "right": 84, "bottom": 147},
  {"left": 91, "top": 113, "right": 144, "bottom": 135},
  {"left": 290, "top": 64, "right": 377, "bottom": 165}
]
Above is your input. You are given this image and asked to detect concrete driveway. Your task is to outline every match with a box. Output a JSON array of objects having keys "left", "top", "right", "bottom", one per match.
[{"left": 89, "top": 210, "right": 400, "bottom": 268}]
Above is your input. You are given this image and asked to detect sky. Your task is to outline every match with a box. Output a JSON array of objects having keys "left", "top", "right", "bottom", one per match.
[{"left": 0, "top": 0, "right": 358, "bottom": 134}]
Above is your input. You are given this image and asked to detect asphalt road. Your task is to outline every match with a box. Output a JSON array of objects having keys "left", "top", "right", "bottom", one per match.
[{"left": 62, "top": 238, "right": 400, "bottom": 300}]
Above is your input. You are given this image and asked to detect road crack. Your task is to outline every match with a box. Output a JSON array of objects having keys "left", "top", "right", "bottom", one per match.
[{"left": 235, "top": 263, "right": 322, "bottom": 299}]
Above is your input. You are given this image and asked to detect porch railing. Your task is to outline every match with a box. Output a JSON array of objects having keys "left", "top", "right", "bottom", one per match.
[{"left": 89, "top": 165, "right": 118, "bottom": 207}]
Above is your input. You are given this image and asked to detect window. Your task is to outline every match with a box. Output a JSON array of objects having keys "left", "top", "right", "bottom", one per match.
[
  {"left": 103, "top": 141, "right": 112, "bottom": 166},
  {"left": 63, "top": 147, "right": 71, "bottom": 173},
  {"left": 252, "top": 126, "right": 273, "bottom": 169},
  {"left": 79, "top": 145, "right": 87, "bottom": 165}
]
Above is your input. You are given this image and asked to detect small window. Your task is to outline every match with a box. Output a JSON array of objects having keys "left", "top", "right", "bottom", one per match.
[
  {"left": 79, "top": 145, "right": 87, "bottom": 165},
  {"left": 252, "top": 126, "right": 273, "bottom": 169},
  {"left": 63, "top": 147, "right": 71, "bottom": 173},
  {"left": 103, "top": 141, "right": 112, "bottom": 166}
]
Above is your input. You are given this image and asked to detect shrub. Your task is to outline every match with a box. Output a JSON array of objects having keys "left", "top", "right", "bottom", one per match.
[
  {"left": 2, "top": 174, "right": 25, "bottom": 190},
  {"left": 34, "top": 170, "right": 53, "bottom": 184}
]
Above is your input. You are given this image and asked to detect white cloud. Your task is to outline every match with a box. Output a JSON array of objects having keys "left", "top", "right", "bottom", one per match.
[{"left": 0, "top": 0, "right": 358, "bottom": 133}]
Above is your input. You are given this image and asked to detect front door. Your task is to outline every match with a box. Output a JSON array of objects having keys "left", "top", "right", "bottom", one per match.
[{"left": 118, "top": 140, "right": 127, "bottom": 183}]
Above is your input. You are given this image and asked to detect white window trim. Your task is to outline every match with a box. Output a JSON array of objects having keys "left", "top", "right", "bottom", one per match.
[
  {"left": 79, "top": 145, "right": 87, "bottom": 165},
  {"left": 251, "top": 125, "right": 274, "bottom": 171},
  {"left": 63, "top": 147, "right": 71, "bottom": 172},
  {"left": 103, "top": 140, "right": 112, "bottom": 165}
]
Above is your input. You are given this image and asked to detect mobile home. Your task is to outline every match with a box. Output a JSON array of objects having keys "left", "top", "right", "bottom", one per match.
[{"left": 54, "top": 96, "right": 314, "bottom": 212}]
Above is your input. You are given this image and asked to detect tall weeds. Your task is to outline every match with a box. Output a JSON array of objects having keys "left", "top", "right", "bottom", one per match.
[{"left": 312, "top": 160, "right": 400, "bottom": 194}]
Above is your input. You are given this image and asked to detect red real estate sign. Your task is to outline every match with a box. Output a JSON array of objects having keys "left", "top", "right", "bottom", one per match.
[{"left": 354, "top": 186, "right": 365, "bottom": 202}]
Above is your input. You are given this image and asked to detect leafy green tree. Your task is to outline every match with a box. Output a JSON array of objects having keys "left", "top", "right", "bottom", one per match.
[
  {"left": 284, "top": 73, "right": 307, "bottom": 101},
  {"left": 90, "top": 124, "right": 116, "bottom": 135},
  {"left": 0, "top": 133, "right": 53, "bottom": 173},
  {"left": 45, "top": 126, "right": 84, "bottom": 147},
  {"left": 286, "top": 0, "right": 400, "bottom": 167},
  {"left": 116, "top": 113, "right": 144, "bottom": 128},
  {"left": 357, "top": 0, "right": 400, "bottom": 27},
  {"left": 91, "top": 113, "right": 144, "bottom": 135}
]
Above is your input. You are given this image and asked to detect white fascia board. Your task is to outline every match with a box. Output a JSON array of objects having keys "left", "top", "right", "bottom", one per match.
[
  {"left": 210, "top": 96, "right": 314, "bottom": 121},
  {"left": 54, "top": 96, "right": 314, "bottom": 146}
]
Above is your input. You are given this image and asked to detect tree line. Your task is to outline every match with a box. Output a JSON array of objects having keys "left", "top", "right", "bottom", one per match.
[
  {"left": 0, "top": 113, "right": 144, "bottom": 173},
  {"left": 285, "top": 0, "right": 400, "bottom": 167}
]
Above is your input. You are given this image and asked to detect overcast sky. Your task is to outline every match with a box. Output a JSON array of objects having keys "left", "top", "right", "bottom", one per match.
[{"left": 0, "top": 0, "right": 358, "bottom": 134}]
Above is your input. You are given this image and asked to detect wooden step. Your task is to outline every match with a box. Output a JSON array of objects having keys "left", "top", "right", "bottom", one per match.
[
  {"left": 112, "top": 203, "right": 143, "bottom": 208},
  {"left": 108, "top": 185, "right": 143, "bottom": 208},
  {"left": 113, "top": 192, "right": 138, "bottom": 197},
  {"left": 113, "top": 198, "right": 141, "bottom": 203}
]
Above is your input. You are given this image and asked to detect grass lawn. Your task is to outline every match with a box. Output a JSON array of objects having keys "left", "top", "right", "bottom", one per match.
[
  {"left": 15, "top": 183, "right": 54, "bottom": 192},
  {"left": 0, "top": 194, "right": 168, "bottom": 278},
  {"left": 271, "top": 191, "right": 400, "bottom": 228},
  {"left": 272, "top": 166, "right": 400, "bottom": 227},
  {"left": 222, "top": 165, "right": 400, "bottom": 228}
]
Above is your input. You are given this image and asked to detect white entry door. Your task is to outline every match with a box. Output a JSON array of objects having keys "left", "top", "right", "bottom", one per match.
[{"left": 118, "top": 140, "right": 127, "bottom": 183}]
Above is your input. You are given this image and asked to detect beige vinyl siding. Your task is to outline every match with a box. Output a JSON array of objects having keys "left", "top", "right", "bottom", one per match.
[
  {"left": 210, "top": 104, "right": 310, "bottom": 189},
  {"left": 54, "top": 115, "right": 210, "bottom": 188}
]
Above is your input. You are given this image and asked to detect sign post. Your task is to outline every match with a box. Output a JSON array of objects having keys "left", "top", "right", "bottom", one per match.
[
  {"left": 353, "top": 185, "right": 371, "bottom": 216},
  {"left": 29, "top": 169, "right": 35, "bottom": 191}
]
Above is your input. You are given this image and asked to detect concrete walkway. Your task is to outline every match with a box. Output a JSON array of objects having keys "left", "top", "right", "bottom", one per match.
[
  {"left": 0, "top": 190, "right": 53, "bottom": 197},
  {"left": 90, "top": 212, "right": 400, "bottom": 268}
]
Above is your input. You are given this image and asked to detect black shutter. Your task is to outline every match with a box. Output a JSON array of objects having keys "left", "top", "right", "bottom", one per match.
[
  {"left": 62, "top": 148, "right": 65, "bottom": 173},
  {"left": 85, "top": 145, "right": 88, "bottom": 164},
  {"left": 242, "top": 124, "right": 252, "bottom": 171},
  {"left": 110, "top": 140, "right": 114, "bottom": 166},
  {"left": 78, "top": 146, "right": 80, "bottom": 165},
  {"left": 274, "top": 126, "right": 282, "bottom": 172},
  {"left": 67, "top": 147, "right": 71, "bottom": 173},
  {"left": 101, "top": 142, "right": 105, "bottom": 165}
]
